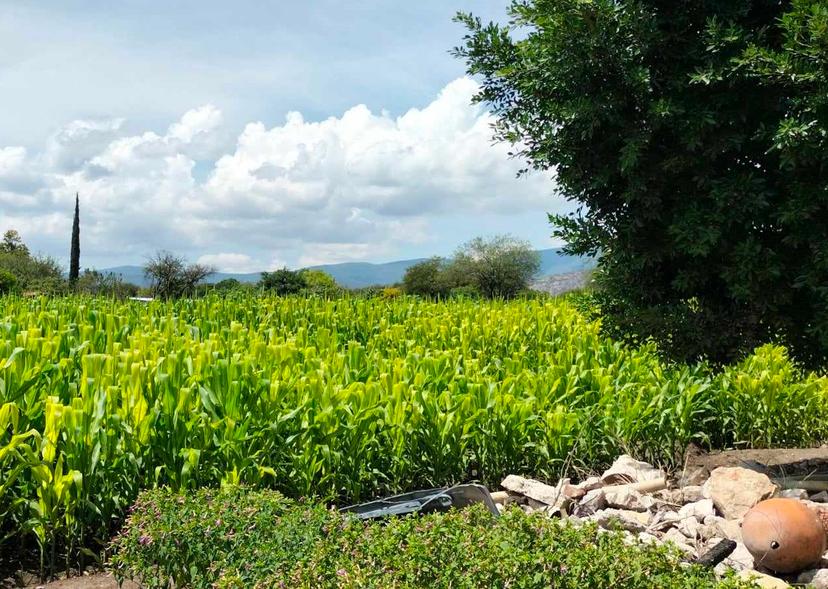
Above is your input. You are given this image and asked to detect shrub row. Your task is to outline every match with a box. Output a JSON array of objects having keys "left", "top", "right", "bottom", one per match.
[{"left": 111, "top": 487, "right": 752, "bottom": 589}]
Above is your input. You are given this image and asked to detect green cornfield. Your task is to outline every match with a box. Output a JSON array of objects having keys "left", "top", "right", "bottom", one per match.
[{"left": 1, "top": 295, "right": 827, "bottom": 568}]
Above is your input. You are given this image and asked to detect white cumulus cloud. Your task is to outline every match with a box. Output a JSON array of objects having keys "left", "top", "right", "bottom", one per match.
[{"left": 0, "top": 78, "right": 563, "bottom": 270}]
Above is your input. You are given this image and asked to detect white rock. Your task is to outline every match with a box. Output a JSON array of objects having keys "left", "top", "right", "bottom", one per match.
[
  {"left": 737, "top": 570, "right": 791, "bottom": 588},
  {"left": 678, "top": 499, "right": 715, "bottom": 520},
  {"left": 637, "top": 532, "right": 660, "bottom": 545},
  {"left": 502, "top": 475, "right": 565, "bottom": 506},
  {"left": 681, "top": 485, "right": 704, "bottom": 503},
  {"left": 702, "top": 467, "right": 777, "bottom": 520},
  {"left": 677, "top": 515, "right": 701, "bottom": 539},
  {"left": 589, "top": 508, "right": 651, "bottom": 533},
  {"left": 601, "top": 455, "right": 663, "bottom": 485},
  {"left": 796, "top": 568, "right": 828, "bottom": 589},
  {"left": 779, "top": 488, "right": 809, "bottom": 500},
  {"left": 603, "top": 487, "right": 656, "bottom": 512}
]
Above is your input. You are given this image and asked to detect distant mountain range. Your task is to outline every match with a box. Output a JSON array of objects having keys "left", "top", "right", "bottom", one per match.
[{"left": 101, "top": 248, "right": 594, "bottom": 289}]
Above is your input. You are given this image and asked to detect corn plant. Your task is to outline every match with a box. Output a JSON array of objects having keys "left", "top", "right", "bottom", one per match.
[{"left": 0, "top": 293, "right": 826, "bottom": 571}]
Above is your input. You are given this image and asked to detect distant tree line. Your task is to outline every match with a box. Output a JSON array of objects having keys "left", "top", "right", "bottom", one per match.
[{"left": 0, "top": 219, "right": 542, "bottom": 303}]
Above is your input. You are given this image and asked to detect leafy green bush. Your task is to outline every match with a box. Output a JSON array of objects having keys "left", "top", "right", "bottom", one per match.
[
  {"left": 112, "top": 487, "right": 750, "bottom": 589},
  {"left": 0, "top": 268, "right": 18, "bottom": 294}
]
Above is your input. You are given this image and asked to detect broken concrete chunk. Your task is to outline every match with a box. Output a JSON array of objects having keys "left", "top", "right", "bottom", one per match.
[
  {"left": 678, "top": 499, "right": 715, "bottom": 521},
  {"left": 603, "top": 487, "right": 656, "bottom": 512},
  {"left": 588, "top": 508, "right": 651, "bottom": 533},
  {"left": 677, "top": 515, "right": 701, "bottom": 539},
  {"left": 702, "top": 467, "right": 777, "bottom": 519},
  {"left": 501, "top": 475, "right": 565, "bottom": 506},
  {"left": 601, "top": 455, "right": 664, "bottom": 485}
]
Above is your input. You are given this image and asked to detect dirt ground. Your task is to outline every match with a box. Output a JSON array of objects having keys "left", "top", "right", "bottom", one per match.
[{"left": 20, "top": 572, "right": 138, "bottom": 589}]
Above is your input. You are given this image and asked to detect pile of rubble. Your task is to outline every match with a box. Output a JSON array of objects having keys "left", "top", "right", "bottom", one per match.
[{"left": 493, "top": 456, "right": 828, "bottom": 588}]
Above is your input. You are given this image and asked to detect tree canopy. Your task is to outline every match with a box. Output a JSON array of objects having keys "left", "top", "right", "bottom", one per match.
[
  {"left": 455, "top": 0, "right": 828, "bottom": 364},
  {"left": 144, "top": 251, "right": 214, "bottom": 299},
  {"left": 403, "top": 236, "right": 540, "bottom": 299}
]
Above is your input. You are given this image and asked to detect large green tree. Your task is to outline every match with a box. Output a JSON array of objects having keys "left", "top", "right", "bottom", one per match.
[{"left": 455, "top": 0, "right": 828, "bottom": 364}]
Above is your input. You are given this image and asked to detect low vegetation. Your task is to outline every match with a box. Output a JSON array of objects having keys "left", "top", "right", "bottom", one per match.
[
  {"left": 111, "top": 487, "right": 751, "bottom": 589},
  {"left": 1, "top": 295, "right": 826, "bottom": 574}
]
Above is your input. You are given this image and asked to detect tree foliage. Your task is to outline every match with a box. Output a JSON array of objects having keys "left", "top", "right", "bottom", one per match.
[
  {"left": 300, "top": 269, "right": 340, "bottom": 296},
  {"left": 1, "top": 230, "right": 28, "bottom": 256},
  {"left": 144, "top": 251, "right": 214, "bottom": 299},
  {"left": 76, "top": 269, "right": 139, "bottom": 298},
  {"left": 403, "top": 257, "right": 454, "bottom": 298},
  {"left": 260, "top": 267, "right": 307, "bottom": 295},
  {"left": 0, "top": 229, "right": 65, "bottom": 293},
  {"left": 455, "top": 0, "right": 828, "bottom": 364},
  {"left": 454, "top": 235, "right": 540, "bottom": 299},
  {"left": 0, "top": 269, "right": 18, "bottom": 295},
  {"left": 403, "top": 236, "right": 540, "bottom": 299}
]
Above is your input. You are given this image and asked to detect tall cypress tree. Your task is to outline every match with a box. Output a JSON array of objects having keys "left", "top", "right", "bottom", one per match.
[{"left": 69, "top": 193, "right": 80, "bottom": 283}]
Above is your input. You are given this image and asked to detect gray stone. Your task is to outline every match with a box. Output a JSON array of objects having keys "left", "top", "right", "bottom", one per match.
[
  {"left": 702, "top": 514, "right": 743, "bottom": 542},
  {"left": 655, "top": 489, "right": 684, "bottom": 505},
  {"left": 575, "top": 488, "right": 607, "bottom": 516},
  {"left": 797, "top": 568, "right": 828, "bottom": 589},
  {"left": 662, "top": 528, "right": 696, "bottom": 557},
  {"left": 702, "top": 467, "right": 777, "bottom": 519},
  {"left": 811, "top": 491, "right": 828, "bottom": 503},
  {"left": 681, "top": 485, "right": 704, "bottom": 503}
]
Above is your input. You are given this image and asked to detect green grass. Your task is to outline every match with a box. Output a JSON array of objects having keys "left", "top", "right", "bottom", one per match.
[{"left": 0, "top": 294, "right": 826, "bottom": 572}]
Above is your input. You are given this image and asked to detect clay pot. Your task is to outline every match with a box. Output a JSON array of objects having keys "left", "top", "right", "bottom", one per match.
[{"left": 742, "top": 498, "right": 826, "bottom": 573}]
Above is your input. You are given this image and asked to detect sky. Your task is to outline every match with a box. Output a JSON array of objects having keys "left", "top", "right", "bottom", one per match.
[{"left": 0, "top": 1, "right": 570, "bottom": 272}]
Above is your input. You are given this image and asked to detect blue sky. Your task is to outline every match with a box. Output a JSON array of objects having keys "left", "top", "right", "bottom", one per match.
[{"left": 0, "top": 1, "right": 568, "bottom": 271}]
